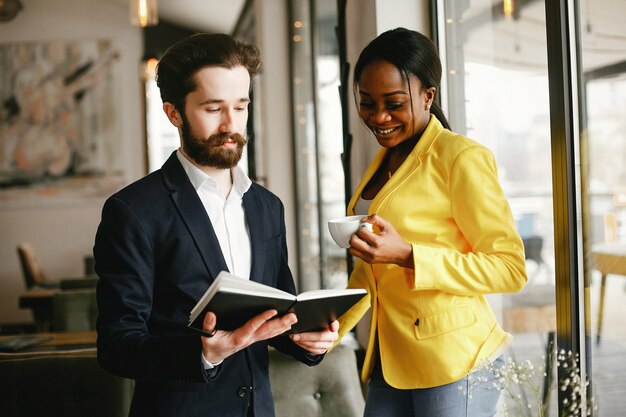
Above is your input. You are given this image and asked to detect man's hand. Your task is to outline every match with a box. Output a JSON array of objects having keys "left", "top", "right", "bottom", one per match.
[
  {"left": 289, "top": 320, "right": 339, "bottom": 355},
  {"left": 201, "top": 310, "right": 297, "bottom": 364}
]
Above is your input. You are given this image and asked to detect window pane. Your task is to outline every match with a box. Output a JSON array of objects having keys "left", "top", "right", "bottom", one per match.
[
  {"left": 581, "top": 0, "right": 626, "bottom": 414},
  {"left": 441, "top": 1, "right": 557, "bottom": 414},
  {"left": 145, "top": 77, "right": 179, "bottom": 173},
  {"left": 314, "top": 1, "right": 348, "bottom": 290},
  {"left": 289, "top": 0, "right": 346, "bottom": 291}
]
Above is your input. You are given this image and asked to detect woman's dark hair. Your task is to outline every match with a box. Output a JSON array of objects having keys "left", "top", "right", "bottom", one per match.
[
  {"left": 156, "top": 33, "right": 261, "bottom": 113},
  {"left": 353, "top": 27, "right": 451, "bottom": 130}
]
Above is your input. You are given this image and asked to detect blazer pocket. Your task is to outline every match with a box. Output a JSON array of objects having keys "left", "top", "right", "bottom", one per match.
[{"left": 413, "top": 304, "right": 477, "bottom": 340}]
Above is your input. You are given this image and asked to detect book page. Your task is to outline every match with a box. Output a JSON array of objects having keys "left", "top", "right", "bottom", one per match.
[
  {"left": 189, "top": 271, "right": 295, "bottom": 322},
  {"left": 188, "top": 272, "right": 367, "bottom": 333},
  {"left": 296, "top": 288, "right": 367, "bottom": 301},
  {"left": 219, "top": 285, "right": 294, "bottom": 300},
  {"left": 220, "top": 274, "right": 293, "bottom": 298}
]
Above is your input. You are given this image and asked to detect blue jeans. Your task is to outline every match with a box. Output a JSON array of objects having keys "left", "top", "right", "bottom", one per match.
[{"left": 363, "top": 355, "right": 505, "bottom": 417}]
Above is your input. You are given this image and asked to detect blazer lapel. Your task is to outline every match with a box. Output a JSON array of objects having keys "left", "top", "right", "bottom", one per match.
[
  {"left": 161, "top": 152, "right": 228, "bottom": 280},
  {"left": 348, "top": 116, "right": 444, "bottom": 215},
  {"left": 242, "top": 187, "right": 266, "bottom": 284}
]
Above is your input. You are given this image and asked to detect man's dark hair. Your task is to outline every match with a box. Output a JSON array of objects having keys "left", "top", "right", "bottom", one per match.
[{"left": 156, "top": 33, "right": 261, "bottom": 113}]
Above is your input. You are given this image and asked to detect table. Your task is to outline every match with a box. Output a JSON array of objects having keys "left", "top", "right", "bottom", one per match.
[
  {"left": 592, "top": 244, "right": 626, "bottom": 344},
  {"left": 0, "top": 331, "right": 96, "bottom": 360}
]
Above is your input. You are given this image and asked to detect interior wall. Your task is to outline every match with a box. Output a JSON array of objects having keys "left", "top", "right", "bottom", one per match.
[{"left": 0, "top": 0, "right": 144, "bottom": 324}]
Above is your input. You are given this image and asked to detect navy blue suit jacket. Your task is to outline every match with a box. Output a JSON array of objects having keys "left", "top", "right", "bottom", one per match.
[{"left": 94, "top": 152, "right": 319, "bottom": 417}]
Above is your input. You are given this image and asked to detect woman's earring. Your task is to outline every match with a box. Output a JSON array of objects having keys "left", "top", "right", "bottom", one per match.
[{"left": 424, "top": 104, "right": 430, "bottom": 111}]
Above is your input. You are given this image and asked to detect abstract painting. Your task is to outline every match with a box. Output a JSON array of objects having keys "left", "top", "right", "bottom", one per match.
[{"left": 0, "top": 39, "right": 125, "bottom": 208}]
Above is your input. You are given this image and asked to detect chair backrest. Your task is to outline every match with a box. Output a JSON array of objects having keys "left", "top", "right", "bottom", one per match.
[
  {"left": 16, "top": 242, "right": 48, "bottom": 289},
  {"left": 522, "top": 236, "right": 544, "bottom": 265},
  {"left": 269, "top": 344, "right": 365, "bottom": 417}
]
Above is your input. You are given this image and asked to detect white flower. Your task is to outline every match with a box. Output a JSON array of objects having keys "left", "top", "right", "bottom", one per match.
[{"left": 469, "top": 342, "right": 595, "bottom": 417}]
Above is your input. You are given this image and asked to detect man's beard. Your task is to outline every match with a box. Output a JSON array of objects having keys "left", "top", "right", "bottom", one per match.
[{"left": 180, "top": 116, "right": 247, "bottom": 169}]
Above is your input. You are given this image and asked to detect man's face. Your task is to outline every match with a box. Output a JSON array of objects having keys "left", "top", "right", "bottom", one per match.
[{"left": 177, "top": 66, "right": 251, "bottom": 169}]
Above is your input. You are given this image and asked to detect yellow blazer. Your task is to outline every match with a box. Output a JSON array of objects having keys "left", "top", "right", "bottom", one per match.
[{"left": 338, "top": 116, "right": 527, "bottom": 389}]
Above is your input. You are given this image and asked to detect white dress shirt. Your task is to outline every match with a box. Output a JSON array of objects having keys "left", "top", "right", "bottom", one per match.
[
  {"left": 176, "top": 150, "right": 253, "bottom": 370},
  {"left": 176, "top": 150, "right": 252, "bottom": 280}
]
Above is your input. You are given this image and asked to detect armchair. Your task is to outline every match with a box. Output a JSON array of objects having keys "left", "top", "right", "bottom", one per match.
[
  {"left": 17, "top": 242, "right": 58, "bottom": 289},
  {"left": 52, "top": 289, "right": 98, "bottom": 332},
  {"left": 269, "top": 344, "right": 364, "bottom": 417}
]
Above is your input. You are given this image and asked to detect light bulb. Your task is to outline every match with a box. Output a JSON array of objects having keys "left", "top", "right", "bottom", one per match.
[{"left": 130, "top": 0, "right": 158, "bottom": 28}]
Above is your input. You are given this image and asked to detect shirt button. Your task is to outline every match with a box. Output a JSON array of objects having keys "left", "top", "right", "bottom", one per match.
[{"left": 237, "top": 387, "right": 249, "bottom": 398}]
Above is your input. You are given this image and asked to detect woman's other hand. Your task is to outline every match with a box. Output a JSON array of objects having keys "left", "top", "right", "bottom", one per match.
[
  {"left": 349, "top": 214, "right": 414, "bottom": 268},
  {"left": 289, "top": 320, "right": 339, "bottom": 355}
]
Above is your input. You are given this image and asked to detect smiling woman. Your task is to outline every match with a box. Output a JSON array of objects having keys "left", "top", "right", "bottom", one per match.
[
  {"left": 356, "top": 60, "right": 434, "bottom": 182},
  {"left": 357, "top": 60, "right": 432, "bottom": 147},
  {"left": 332, "top": 27, "right": 527, "bottom": 417}
]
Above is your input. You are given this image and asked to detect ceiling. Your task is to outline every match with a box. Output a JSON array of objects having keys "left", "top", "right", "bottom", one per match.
[
  {"left": 463, "top": 0, "right": 626, "bottom": 74},
  {"left": 111, "top": 0, "right": 624, "bottom": 75},
  {"left": 109, "top": 0, "right": 247, "bottom": 33}
]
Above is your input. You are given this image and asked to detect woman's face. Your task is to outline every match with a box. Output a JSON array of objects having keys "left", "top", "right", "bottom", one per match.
[{"left": 357, "top": 60, "right": 434, "bottom": 148}]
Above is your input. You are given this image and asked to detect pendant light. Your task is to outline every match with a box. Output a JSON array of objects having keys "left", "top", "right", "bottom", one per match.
[
  {"left": 503, "top": 0, "right": 515, "bottom": 19},
  {"left": 130, "top": 0, "right": 158, "bottom": 28}
]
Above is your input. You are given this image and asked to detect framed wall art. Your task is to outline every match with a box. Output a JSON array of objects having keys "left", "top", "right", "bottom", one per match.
[{"left": 0, "top": 38, "right": 125, "bottom": 208}]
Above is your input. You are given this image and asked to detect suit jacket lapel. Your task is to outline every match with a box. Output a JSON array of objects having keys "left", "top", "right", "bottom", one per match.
[
  {"left": 243, "top": 187, "right": 266, "bottom": 284},
  {"left": 160, "top": 152, "right": 228, "bottom": 280}
]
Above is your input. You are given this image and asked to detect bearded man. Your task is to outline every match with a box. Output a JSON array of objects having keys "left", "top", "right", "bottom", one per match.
[{"left": 94, "top": 33, "right": 338, "bottom": 417}]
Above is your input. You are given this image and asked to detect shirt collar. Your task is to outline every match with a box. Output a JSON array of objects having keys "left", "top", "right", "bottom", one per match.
[{"left": 176, "top": 149, "right": 252, "bottom": 195}]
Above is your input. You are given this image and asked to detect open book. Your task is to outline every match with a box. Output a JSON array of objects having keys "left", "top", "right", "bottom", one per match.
[{"left": 188, "top": 271, "right": 367, "bottom": 334}]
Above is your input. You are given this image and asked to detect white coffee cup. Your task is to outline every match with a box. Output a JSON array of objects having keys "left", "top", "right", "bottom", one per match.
[{"left": 328, "top": 215, "right": 373, "bottom": 248}]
